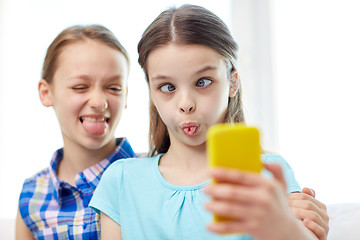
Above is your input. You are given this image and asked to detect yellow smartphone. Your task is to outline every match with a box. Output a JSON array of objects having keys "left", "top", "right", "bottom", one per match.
[{"left": 207, "top": 123, "right": 263, "bottom": 222}]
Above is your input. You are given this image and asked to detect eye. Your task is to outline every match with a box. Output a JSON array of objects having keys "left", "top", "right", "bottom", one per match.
[
  {"left": 72, "top": 86, "right": 88, "bottom": 91},
  {"left": 159, "top": 83, "right": 175, "bottom": 93},
  {"left": 196, "top": 78, "right": 212, "bottom": 88},
  {"left": 109, "top": 86, "right": 122, "bottom": 92}
]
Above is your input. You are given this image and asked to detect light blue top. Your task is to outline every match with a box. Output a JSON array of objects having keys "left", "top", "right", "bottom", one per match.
[{"left": 90, "top": 154, "right": 300, "bottom": 240}]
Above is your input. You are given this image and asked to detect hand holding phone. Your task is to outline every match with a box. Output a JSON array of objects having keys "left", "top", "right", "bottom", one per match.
[{"left": 207, "top": 123, "right": 263, "bottom": 222}]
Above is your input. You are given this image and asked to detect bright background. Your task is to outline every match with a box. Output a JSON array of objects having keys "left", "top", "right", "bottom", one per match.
[{"left": 0, "top": 0, "right": 359, "bottom": 226}]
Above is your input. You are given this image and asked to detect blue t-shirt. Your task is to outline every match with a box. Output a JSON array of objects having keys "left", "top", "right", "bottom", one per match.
[{"left": 90, "top": 154, "right": 300, "bottom": 240}]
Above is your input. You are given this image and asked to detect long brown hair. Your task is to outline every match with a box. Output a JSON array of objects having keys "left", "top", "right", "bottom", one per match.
[
  {"left": 42, "top": 24, "right": 129, "bottom": 84},
  {"left": 138, "top": 4, "right": 245, "bottom": 156}
]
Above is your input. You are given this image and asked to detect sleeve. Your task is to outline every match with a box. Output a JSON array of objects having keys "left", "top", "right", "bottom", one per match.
[
  {"left": 89, "top": 160, "right": 125, "bottom": 225},
  {"left": 261, "top": 154, "right": 301, "bottom": 193},
  {"left": 18, "top": 177, "right": 36, "bottom": 226}
]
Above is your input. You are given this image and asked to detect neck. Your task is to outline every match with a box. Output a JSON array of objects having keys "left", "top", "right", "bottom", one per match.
[
  {"left": 58, "top": 139, "right": 116, "bottom": 186},
  {"left": 164, "top": 143, "right": 207, "bottom": 168},
  {"left": 158, "top": 141, "right": 210, "bottom": 186}
]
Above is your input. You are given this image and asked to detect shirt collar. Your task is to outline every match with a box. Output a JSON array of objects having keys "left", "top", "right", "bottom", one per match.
[
  {"left": 49, "top": 138, "right": 136, "bottom": 204},
  {"left": 75, "top": 137, "right": 136, "bottom": 190}
]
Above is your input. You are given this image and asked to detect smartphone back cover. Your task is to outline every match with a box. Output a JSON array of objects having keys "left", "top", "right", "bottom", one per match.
[
  {"left": 207, "top": 124, "right": 263, "bottom": 225},
  {"left": 207, "top": 124, "right": 262, "bottom": 172}
]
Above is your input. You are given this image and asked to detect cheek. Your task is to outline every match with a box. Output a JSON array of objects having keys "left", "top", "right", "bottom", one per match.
[
  {"left": 152, "top": 97, "right": 172, "bottom": 124},
  {"left": 109, "top": 95, "right": 126, "bottom": 116},
  {"left": 53, "top": 92, "right": 81, "bottom": 116},
  {"left": 203, "top": 91, "right": 229, "bottom": 120}
]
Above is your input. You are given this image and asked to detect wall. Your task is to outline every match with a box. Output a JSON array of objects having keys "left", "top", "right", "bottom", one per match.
[
  {"left": 0, "top": 0, "right": 231, "bottom": 220},
  {"left": 273, "top": 0, "right": 360, "bottom": 203}
]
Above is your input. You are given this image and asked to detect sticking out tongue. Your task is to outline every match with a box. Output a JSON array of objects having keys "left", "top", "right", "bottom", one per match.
[
  {"left": 82, "top": 118, "right": 108, "bottom": 136},
  {"left": 183, "top": 127, "right": 197, "bottom": 136}
]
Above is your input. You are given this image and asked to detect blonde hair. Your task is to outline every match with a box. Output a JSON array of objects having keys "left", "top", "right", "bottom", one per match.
[
  {"left": 42, "top": 24, "right": 129, "bottom": 83},
  {"left": 138, "top": 5, "right": 245, "bottom": 156}
]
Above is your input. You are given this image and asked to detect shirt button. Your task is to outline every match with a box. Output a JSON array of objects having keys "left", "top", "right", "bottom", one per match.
[
  {"left": 82, "top": 223, "right": 87, "bottom": 229},
  {"left": 80, "top": 173, "right": 86, "bottom": 180}
]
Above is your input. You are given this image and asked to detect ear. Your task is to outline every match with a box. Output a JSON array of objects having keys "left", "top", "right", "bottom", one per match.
[
  {"left": 124, "top": 86, "right": 128, "bottom": 109},
  {"left": 38, "top": 79, "right": 53, "bottom": 107},
  {"left": 229, "top": 69, "right": 239, "bottom": 98}
]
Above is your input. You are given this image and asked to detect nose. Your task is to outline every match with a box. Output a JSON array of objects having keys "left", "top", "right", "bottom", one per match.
[
  {"left": 89, "top": 90, "right": 108, "bottom": 111},
  {"left": 178, "top": 91, "right": 195, "bottom": 114}
]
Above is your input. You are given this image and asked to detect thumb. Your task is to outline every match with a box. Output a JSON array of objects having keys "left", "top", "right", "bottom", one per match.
[
  {"left": 302, "top": 187, "right": 316, "bottom": 198},
  {"left": 264, "top": 163, "right": 287, "bottom": 191}
]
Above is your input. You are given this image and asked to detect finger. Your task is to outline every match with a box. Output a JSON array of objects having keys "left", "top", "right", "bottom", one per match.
[
  {"left": 303, "top": 218, "right": 328, "bottom": 240},
  {"left": 204, "top": 199, "right": 255, "bottom": 220},
  {"left": 209, "top": 167, "right": 266, "bottom": 187},
  {"left": 288, "top": 192, "right": 328, "bottom": 212},
  {"left": 288, "top": 193, "right": 318, "bottom": 209},
  {"left": 302, "top": 187, "right": 315, "bottom": 197},
  {"left": 290, "top": 206, "right": 320, "bottom": 222},
  {"left": 204, "top": 178, "right": 282, "bottom": 205},
  {"left": 291, "top": 206, "right": 329, "bottom": 234},
  {"left": 203, "top": 183, "right": 257, "bottom": 203},
  {"left": 289, "top": 200, "right": 329, "bottom": 237},
  {"left": 207, "top": 220, "right": 247, "bottom": 234}
]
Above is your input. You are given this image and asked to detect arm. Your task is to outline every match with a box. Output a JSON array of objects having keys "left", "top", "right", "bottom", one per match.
[
  {"left": 203, "top": 163, "right": 317, "bottom": 240},
  {"left": 100, "top": 212, "right": 122, "bottom": 240},
  {"left": 288, "top": 188, "right": 329, "bottom": 240},
  {"left": 15, "top": 209, "right": 35, "bottom": 240}
]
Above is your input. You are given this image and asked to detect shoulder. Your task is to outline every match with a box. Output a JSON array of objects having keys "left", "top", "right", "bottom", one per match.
[
  {"left": 262, "top": 154, "right": 301, "bottom": 192},
  {"left": 21, "top": 148, "right": 62, "bottom": 190},
  {"left": 262, "top": 154, "right": 287, "bottom": 164},
  {"left": 91, "top": 156, "right": 160, "bottom": 211},
  {"left": 114, "top": 137, "right": 136, "bottom": 158},
  {"left": 103, "top": 156, "right": 159, "bottom": 179},
  {"left": 109, "top": 155, "right": 159, "bottom": 170},
  {"left": 18, "top": 167, "right": 52, "bottom": 222},
  {"left": 261, "top": 154, "right": 295, "bottom": 172},
  {"left": 20, "top": 167, "right": 51, "bottom": 192}
]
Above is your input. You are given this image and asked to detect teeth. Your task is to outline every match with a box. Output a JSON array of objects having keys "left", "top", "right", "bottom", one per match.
[{"left": 81, "top": 117, "right": 106, "bottom": 122}]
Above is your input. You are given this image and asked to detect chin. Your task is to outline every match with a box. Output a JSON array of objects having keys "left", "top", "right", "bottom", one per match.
[{"left": 81, "top": 135, "right": 113, "bottom": 150}]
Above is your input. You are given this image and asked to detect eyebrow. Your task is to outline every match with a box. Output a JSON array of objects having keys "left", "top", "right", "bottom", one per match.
[
  {"left": 195, "top": 65, "right": 218, "bottom": 75},
  {"left": 68, "top": 74, "right": 124, "bottom": 82},
  {"left": 150, "top": 65, "right": 218, "bottom": 82},
  {"left": 67, "top": 74, "right": 91, "bottom": 81},
  {"left": 150, "top": 75, "right": 171, "bottom": 82}
]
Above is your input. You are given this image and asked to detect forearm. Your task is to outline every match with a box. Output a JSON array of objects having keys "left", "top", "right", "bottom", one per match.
[{"left": 280, "top": 219, "right": 318, "bottom": 240}]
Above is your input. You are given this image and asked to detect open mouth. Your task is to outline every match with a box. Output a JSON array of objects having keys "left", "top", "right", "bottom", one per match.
[
  {"left": 79, "top": 116, "right": 110, "bottom": 123},
  {"left": 80, "top": 116, "right": 110, "bottom": 136},
  {"left": 181, "top": 123, "right": 200, "bottom": 136}
]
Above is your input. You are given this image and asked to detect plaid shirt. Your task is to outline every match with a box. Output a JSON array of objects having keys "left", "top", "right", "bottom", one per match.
[{"left": 18, "top": 138, "right": 136, "bottom": 239}]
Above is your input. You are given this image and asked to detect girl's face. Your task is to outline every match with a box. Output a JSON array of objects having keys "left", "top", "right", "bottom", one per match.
[
  {"left": 147, "top": 43, "right": 238, "bottom": 149},
  {"left": 39, "top": 39, "right": 128, "bottom": 150}
]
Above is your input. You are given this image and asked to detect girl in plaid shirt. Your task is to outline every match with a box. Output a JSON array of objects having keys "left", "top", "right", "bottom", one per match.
[{"left": 16, "top": 24, "right": 136, "bottom": 239}]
